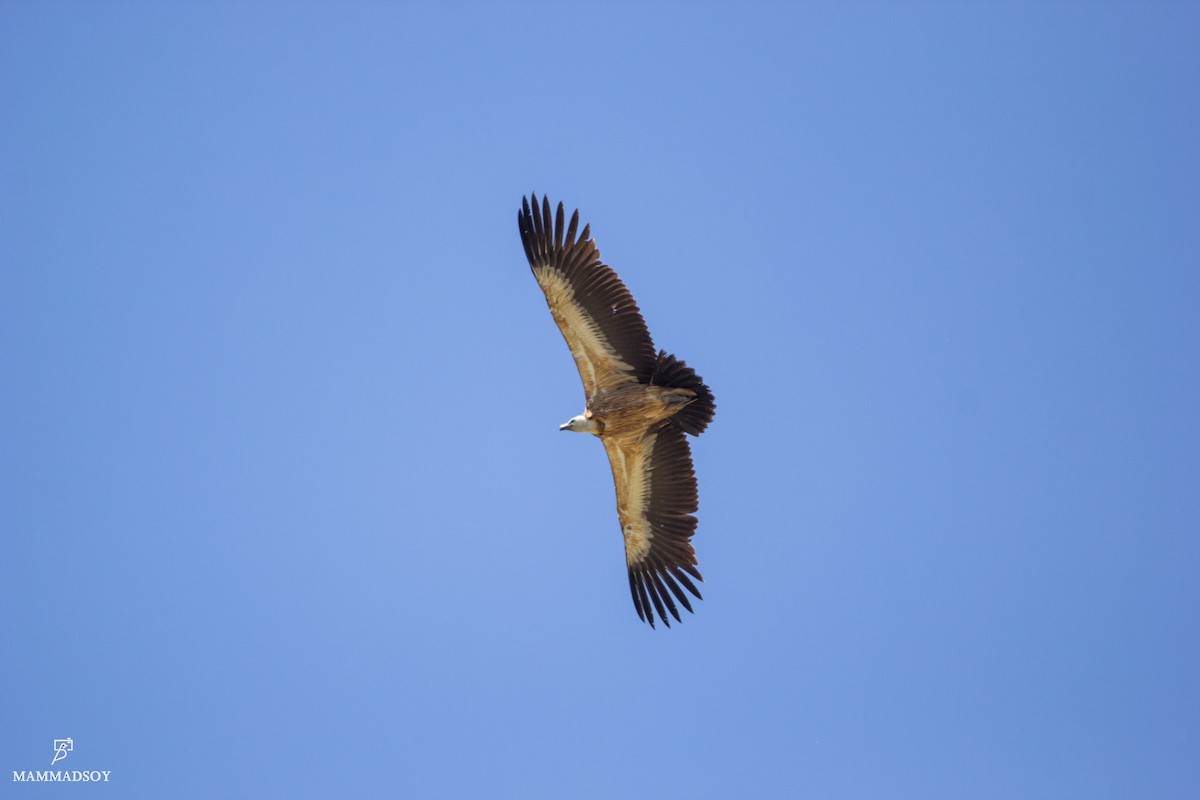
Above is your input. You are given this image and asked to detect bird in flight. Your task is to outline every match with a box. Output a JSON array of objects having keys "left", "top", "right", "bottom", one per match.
[{"left": 517, "top": 194, "right": 715, "bottom": 628}]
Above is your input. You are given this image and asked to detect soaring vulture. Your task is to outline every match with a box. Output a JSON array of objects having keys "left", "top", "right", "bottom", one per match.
[{"left": 517, "top": 194, "right": 716, "bottom": 628}]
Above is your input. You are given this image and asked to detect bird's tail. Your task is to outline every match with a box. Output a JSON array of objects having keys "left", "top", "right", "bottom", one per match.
[{"left": 649, "top": 350, "right": 715, "bottom": 436}]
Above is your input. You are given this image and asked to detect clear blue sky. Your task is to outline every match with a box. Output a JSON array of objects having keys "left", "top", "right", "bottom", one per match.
[{"left": 2, "top": 2, "right": 1197, "bottom": 797}]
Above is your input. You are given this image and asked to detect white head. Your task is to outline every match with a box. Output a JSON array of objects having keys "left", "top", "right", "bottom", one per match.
[{"left": 559, "top": 414, "right": 600, "bottom": 434}]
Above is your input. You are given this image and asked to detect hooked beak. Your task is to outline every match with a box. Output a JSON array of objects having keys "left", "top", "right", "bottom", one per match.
[{"left": 559, "top": 422, "right": 571, "bottom": 431}]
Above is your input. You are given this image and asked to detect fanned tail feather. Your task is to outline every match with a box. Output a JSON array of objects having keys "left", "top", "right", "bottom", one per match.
[{"left": 648, "top": 350, "right": 715, "bottom": 436}]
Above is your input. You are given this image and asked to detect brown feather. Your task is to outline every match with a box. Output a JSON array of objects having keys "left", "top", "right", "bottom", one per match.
[
  {"left": 518, "top": 194, "right": 657, "bottom": 398},
  {"left": 606, "top": 423, "right": 704, "bottom": 628}
]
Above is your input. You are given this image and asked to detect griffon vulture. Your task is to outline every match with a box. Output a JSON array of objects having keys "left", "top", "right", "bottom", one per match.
[{"left": 517, "top": 194, "right": 715, "bottom": 628}]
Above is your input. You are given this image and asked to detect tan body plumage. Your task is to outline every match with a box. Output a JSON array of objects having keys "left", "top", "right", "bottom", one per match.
[{"left": 584, "top": 383, "right": 697, "bottom": 437}]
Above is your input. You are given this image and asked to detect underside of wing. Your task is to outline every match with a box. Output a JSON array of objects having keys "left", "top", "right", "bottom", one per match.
[
  {"left": 518, "top": 194, "right": 657, "bottom": 397},
  {"left": 603, "top": 423, "right": 704, "bottom": 629}
]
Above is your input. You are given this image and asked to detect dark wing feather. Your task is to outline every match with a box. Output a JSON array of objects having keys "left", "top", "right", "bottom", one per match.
[
  {"left": 603, "top": 423, "right": 704, "bottom": 629},
  {"left": 518, "top": 194, "right": 657, "bottom": 398}
]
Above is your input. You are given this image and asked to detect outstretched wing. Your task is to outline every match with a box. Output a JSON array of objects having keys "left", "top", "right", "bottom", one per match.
[
  {"left": 602, "top": 423, "right": 704, "bottom": 628},
  {"left": 518, "top": 194, "right": 657, "bottom": 398}
]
